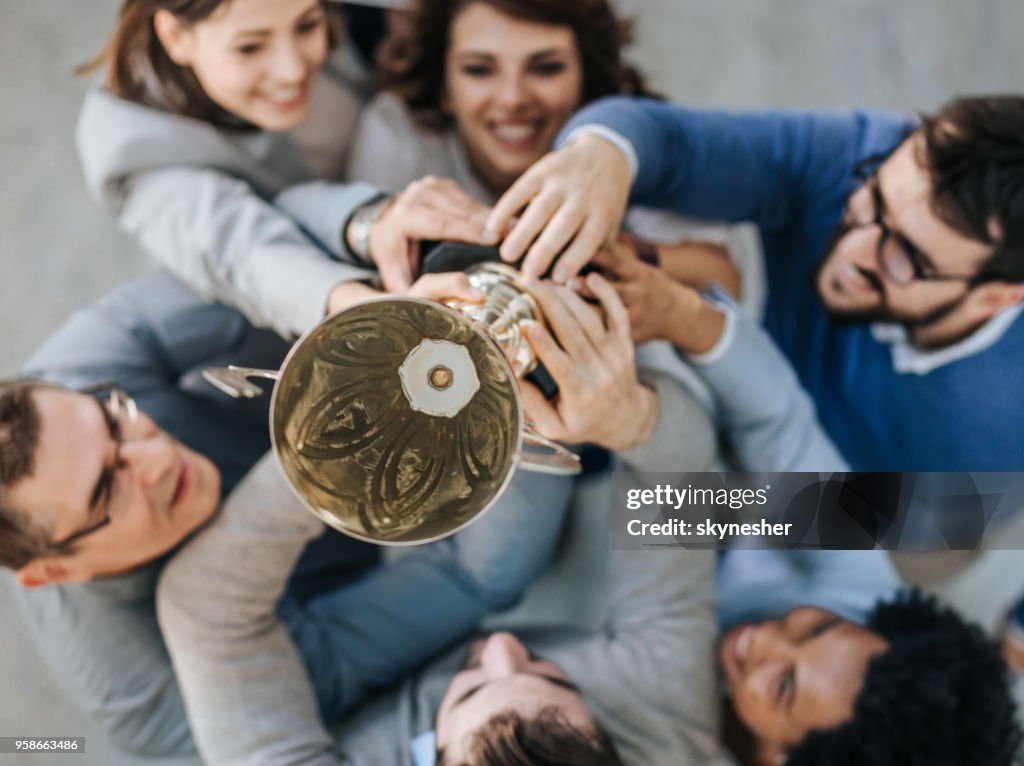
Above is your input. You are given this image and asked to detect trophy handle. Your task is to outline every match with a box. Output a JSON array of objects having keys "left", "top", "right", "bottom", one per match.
[
  {"left": 202, "top": 365, "right": 280, "bottom": 399},
  {"left": 519, "top": 425, "right": 582, "bottom": 476}
]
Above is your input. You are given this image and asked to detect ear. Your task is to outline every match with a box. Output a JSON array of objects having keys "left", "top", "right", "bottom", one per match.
[
  {"left": 153, "top": 9, "right": 195, "bottom": 67},
  {"left": 968, "top": 281, "right": 1024, "bottom": 322},
  {"left": 16, "top": 557, "right": 87, "bottom": 588}
]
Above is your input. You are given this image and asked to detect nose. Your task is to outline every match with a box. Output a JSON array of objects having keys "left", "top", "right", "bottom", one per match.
[
  {"left": 268, "top": 39, "right": 307, "bottom": 84},
  {"left": 119, "top": 436, "right": 179, "bottom": 498},
  {"left": 495, "top": 72, "right": 530, "bottom": 110},
  {"left": 749, "top": 621, "right": 794, "bottom": 667},
  {"left": 478, "top": 632, "right": 530, "bottom": 677},
  {"left": 841, "top": 225, "right": 884, "bottom": 276}
]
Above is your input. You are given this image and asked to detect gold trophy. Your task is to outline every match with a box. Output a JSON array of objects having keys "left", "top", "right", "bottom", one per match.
[{"left": 203, "top": 261, "right": 579, "bottom": 545}]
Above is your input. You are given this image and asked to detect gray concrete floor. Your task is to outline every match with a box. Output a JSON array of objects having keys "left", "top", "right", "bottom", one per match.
[{"left": 2, "top": 1, "right": 1024, "bottom": 763}]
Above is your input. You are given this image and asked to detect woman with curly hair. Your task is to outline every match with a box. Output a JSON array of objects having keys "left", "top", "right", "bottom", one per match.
[{"left": 347, "top": 0, "right": 762, "bottom": 305}]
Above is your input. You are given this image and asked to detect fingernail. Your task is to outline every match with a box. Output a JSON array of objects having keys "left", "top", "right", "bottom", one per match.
[
  {"left": 566, "top": 277, "right": 582, "bottom": 292},
  {"left": 482, "top": 226, "right": 500, "bottom": 243},
  {"left": 552, "top": 268, "right": 568, "bottom": 284}
]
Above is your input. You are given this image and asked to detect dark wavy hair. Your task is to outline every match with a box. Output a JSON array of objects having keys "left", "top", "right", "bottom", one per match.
[
  {"left": 377, "top": 0, "right": 657, "bottom": 130},
  {"left": 921, "top": 95, "right": 1024, "bottom": 283},
  {"left": 0, "top": 380, "right": 63, "bottom": 570},
  {"left": 78, "top": 0, "right": 344, "bottom": 129},
  {"left": 788, "top": 591, "right": 1022, "bottom": 766},
  {"left": 436, "top": 707, "right": 623, "bottom": 766}
]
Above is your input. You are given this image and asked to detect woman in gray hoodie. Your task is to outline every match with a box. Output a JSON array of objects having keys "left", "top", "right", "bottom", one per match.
[{"left": 77, "top": 0, "right": 494, "bottom": 340}]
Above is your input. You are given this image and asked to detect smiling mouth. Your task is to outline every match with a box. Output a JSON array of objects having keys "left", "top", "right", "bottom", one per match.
[
  {"left": 260, "top": 83, "right": 309, "bottom": 110},
  {"left": 488, "top": 121, "right": 544, "bottom": 148}
]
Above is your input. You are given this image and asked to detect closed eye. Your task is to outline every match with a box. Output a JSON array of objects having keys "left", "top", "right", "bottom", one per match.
[
  {"left": 776, "top": 666, "right": 795, "bottom": 709},
  {"left": 530, "top": 61, "right": 567, "bottom": 76},
  {"left": 454, "top": 673, "right": 579, "bottom": 708},
  {"left": 461, "top": 64, "right": 494, "bottom": 77}
]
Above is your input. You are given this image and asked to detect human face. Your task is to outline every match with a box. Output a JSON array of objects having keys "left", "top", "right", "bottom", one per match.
[
  {"left": 719, "top": 608, "right": 889, "bottom": 752},
  {"left": 444, "top": 3, "right": 583, "bottom": 195},
  {"left": 8, "top": 388, "right": 221, "bottom": 584},
  {"left": 816, "top": 132, "right": 996, "bottom": 338},
  {"left": 435, "top": 632, "right": 593, "bottom": 760},
  {"left": 159, "top": 0, "right": 329, "bottom": 131}
]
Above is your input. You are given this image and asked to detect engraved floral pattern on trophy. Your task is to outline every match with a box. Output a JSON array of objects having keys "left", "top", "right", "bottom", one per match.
[{"left": 273, "top": 300, "right": 521, "bottom": 543}]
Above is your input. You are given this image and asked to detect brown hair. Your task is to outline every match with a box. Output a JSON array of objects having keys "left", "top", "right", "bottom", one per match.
[
  {"left": 378, "top": 0, "right": 657, "bottom": 130},
  {"left": 0, "top": 381, "right": 59, "bottom": 570},
  {"left": 79, "top": 0, "right": 344, "bottom": 129},
  {"left": 920, "top": 95, "right": 1024, "bottom": 284},
  {"left": 436, "top": 707, "right": 624, "bottom": 766}
]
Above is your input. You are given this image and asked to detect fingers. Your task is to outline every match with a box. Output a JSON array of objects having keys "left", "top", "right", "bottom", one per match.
[
  {"left": 520, "top": 200, "right": 586, "bottom": 280},
  {"left": 551, "top": 215, "right": 614, "bottom": 284},
  {"left": 526, "top": 280, "right": 595, "bottom": 362},
  {"left": 372, "top": 228, "right": 415, "bottom": 291},
  {"left": 591, "top": 240, "right": 641, "bottom": 280},
  {"left": 519, "top": 379, "right": 565, "bottom": 441},
  {"left": 412, "top": 177, "right": 492, "bottom": 226},
  {"left": 487, "top": 167, "right": 544, "bottom": 249},
  {"left": 372, "top": 177, "right": 498, "bottom": 292},
  {"left": 585, "top": 272, "right": 632, "bottom": 343},
  {"left": 553, "top": 282, "right": 610, "bottom": 351},
  {"left": 499, "top": 192, "right": 565, "bottom": 273},
  {"left": 407, "top": 272, "right": 485, "bottom": 303},
  {"left": 524, "top": 321, "right": 575, "bottom": 388}
]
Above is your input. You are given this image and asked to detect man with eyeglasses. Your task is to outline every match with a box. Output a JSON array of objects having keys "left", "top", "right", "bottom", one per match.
[{"left": 483, "top": 94, "right": 1024, "bottom": 473}]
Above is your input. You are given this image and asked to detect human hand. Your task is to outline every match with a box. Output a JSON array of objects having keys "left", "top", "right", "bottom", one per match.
[
  {"left": 590, "top": 241, "right": 726, "bottom": 354},
  {"left": 358, "top": 177, "right": 497, "bottom": 292},
  {"left": 486, "top": 134, "right": 632, "bottom": 283},
  {"left": 519, "top": 273, "right": 657, "bottom": 451}
]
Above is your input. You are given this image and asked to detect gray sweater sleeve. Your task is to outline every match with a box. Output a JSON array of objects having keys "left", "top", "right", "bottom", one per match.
[
  {"left": 119, "top": 166, "right": 379, "bottom": 337},
  {"left": 689, "top": 295, "right": 849, "bottom": 472},
  {"left": 560, "top": 543, "right": 719, "bottom": 765},
  {"left": 157, "top": 454, "right": 342, "bottom": 766}
]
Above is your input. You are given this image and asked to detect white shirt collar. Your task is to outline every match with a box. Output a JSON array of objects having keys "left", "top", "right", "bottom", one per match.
[
  {"left": 410, "top": 730, "right": 437, "bottom": 766},
  {"left": 871, "top": 302, "right": 1024, "bottom": 375}
]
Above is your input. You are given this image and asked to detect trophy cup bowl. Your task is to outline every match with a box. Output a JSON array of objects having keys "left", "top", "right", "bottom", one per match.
[{"left": 203, "top": 272, "right": 579, "bottom": 546}]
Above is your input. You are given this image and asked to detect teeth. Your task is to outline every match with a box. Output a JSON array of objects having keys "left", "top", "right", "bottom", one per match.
[
  {"left": 492, "top": 124, "right": 538, "bottom": 142},
  {"left": 266, "top": 87, "right": 302, "bottom": 104}
]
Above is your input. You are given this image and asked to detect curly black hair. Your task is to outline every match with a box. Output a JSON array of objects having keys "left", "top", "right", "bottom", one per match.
[{"left": 787, "top": 590, "right": 1022, "bottom": 766}]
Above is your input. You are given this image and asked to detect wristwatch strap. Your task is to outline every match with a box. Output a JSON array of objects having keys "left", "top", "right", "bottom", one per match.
[{"left": 346, "top": 194, "right": 391, "bottom": 264}]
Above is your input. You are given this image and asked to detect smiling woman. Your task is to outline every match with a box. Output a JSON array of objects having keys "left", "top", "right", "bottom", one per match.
[
  {"left": 73, "top": 0, "right": 391, "bottom": 341},
  {"left": 355, "top": 0, "right": 653, "bottom": 199},
  {"left": 80, "top": 0, "right": 343, "bottom": 129}
]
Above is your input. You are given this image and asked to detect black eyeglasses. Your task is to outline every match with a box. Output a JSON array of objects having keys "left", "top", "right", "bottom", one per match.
[
  {"left": 52, "top": 384, "right": 138, "bottom": 549},
  {"left": 848, "top": 154, "right": 981, "bottom": 286}
]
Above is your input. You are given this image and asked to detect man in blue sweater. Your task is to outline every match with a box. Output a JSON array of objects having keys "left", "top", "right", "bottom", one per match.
[{"left": 485, "top": 95, "right": 1024, "bottom": 471}]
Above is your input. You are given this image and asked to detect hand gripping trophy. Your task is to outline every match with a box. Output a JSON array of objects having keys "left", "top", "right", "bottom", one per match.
[{"left": 203, "top": 255, "right": 580, "bottom": 545}]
